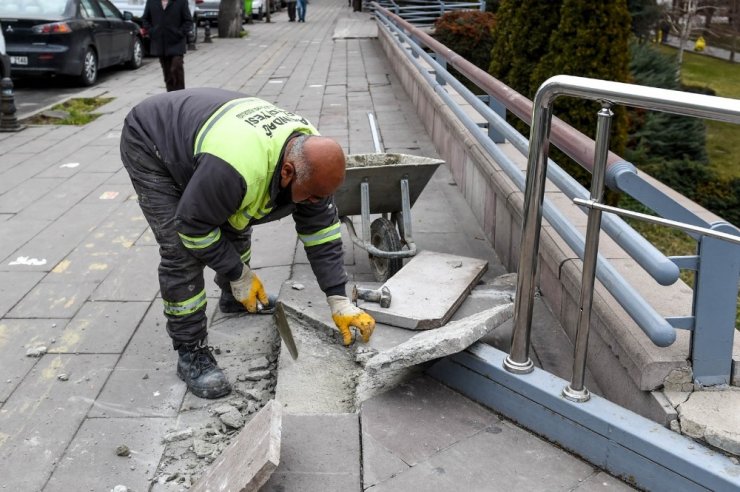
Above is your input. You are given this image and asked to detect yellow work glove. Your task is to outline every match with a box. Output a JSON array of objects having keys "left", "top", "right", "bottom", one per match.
[
  {"left": 230, "top": 264, "right": 268, "bottom": 313},
  {"left": 327, "top": 295, "right": 376, "bottom": 346}
]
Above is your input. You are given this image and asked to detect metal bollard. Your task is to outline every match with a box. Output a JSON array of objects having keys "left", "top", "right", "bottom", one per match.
[
  {"left": 0, "top": 58, "right": 24, "bottom": 133},
  {"left": 203, "top": 22, "right": 212, "bottom": 43}
]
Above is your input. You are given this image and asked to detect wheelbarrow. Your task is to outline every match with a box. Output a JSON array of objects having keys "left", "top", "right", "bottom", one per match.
[{"left": 334, "top": 153, "right": 443, "bottom": 282}]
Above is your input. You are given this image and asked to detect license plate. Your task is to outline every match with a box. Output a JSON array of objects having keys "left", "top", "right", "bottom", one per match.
[{"left": 10, "top": 56, "right": 28, "bottom": 65}]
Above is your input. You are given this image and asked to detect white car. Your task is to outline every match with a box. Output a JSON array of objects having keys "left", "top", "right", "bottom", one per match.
[{"left": 0, "top": 22, "right": 6, "bottom": 55}]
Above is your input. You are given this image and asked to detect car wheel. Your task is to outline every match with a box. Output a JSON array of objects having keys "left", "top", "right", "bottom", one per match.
[
  {"left": 126, "top": 37, "right": 143, "bottom": 69},
  {"left": 79, "top": 47, "right": 98, "bottom": 86}
]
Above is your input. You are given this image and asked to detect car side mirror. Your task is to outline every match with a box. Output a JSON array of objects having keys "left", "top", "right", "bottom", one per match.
[{"left": 123, "top": 11, "right": 134, "bottom": 21}]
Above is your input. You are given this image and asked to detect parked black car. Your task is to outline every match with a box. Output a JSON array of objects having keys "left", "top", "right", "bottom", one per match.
[{"left": 0, "top": 0, "right": 144, "bottom": 86}]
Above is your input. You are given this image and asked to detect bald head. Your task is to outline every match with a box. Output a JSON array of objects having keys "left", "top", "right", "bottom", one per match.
[{"left": 281, "top": 135, "right": 346, "bottom": 204}]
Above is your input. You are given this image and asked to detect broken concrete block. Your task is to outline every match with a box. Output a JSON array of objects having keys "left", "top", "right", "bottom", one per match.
[
  {"left": 162, "top": 428, "right": 193, "bottom": 443},
  {"left": 663, "top": 367, "right": 694, "bottom": 392},
  {"left": 357, "top": 251, "right": 488, "bottom": 330},
  {"left": 246, "top": 356, "right": 270, "bottom": 372},
  {"left": 219, "top": 408, "right": 245, "bottom": 429},
  {"left": 190, "top": 399, "right": 282, "bottom": 492},
  {"left": 356, "top": 304, "right": 514, "bottom": 402},
  {"left": 241, "top": 369, "right": 271, "bottom": 381},
  {"left": 677, "top": 389, "right": 740, "bottom": 456}
]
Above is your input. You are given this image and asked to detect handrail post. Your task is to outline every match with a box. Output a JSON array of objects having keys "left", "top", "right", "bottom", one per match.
[
  {"left": 503, "top": 102, "right": 553, "bottom": 375},
  {"left": 563, "top": 106, "right": 613, "bottom": 402},
  {"left": 691, "top": 224, "right": 740, "bottom": 386}
]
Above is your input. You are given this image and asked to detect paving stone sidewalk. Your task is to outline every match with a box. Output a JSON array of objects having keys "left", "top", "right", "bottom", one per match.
[{"left": 0, "top": 1, "right": 632, "bottom": 490}]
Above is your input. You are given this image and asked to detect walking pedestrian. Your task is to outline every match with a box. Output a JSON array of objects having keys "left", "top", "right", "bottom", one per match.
[
  {"left": 120, "top": 88, "right": 376, "bottom": 399},
  {"left": 297, "top": 0, "right": 306, "bottom": 22},
  {"left": 142, "top": 0, "right": 193, "bottom": 92}
]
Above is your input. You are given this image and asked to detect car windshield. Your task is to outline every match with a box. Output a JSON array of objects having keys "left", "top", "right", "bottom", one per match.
[{"left": 0, "top": 0, "right": 75, "bottom": 19}]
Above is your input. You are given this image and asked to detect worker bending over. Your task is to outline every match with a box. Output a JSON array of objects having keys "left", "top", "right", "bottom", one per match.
[{"left": 120, "top": 88, "right": 375, "bottom": 399}]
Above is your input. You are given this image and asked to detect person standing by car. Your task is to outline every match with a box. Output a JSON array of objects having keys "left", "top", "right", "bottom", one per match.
[
  {"left": 286, "top": 0, "right": 296, "bottom": 22},
  {"left": 142, "top": 0, "right": 193, "bottom": 92}
]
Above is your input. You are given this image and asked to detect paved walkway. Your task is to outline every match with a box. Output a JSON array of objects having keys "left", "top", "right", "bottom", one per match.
[{"left": 0, "top": 1, "right": 631, "bottom": 490}]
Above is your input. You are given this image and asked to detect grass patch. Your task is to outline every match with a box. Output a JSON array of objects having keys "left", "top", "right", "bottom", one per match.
[
  {"left": 658, "top": 46, "right": 740, "bottom": 98},
  {"left": 25, "top": 97, "right": 114, "bottom": 126},
  {"left": 655, "top": 44, "right": 740, "bottom": 180}
]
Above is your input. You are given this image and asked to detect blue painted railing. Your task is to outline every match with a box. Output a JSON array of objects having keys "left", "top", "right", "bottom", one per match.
[{"left": 369, "top": 0, "right": 484, "bottom": 27}]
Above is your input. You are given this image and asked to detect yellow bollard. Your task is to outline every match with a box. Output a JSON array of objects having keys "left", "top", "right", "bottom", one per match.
[{"left": 695, "top": 36, "right": 706, "bottom": 52}]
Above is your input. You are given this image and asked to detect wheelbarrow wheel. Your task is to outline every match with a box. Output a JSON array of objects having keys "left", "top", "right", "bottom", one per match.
[{"left": 369, "top": 217, "right": 403, "bottom": 282}]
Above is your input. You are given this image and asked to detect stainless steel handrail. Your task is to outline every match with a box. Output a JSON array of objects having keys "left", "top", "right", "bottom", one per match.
[
  {"left": 506, "top": 75, "right": 740, "bottom": 389},
  {"left": 375, "top": 9, "right": 679, "bottom": 348},
  {"left": 373, "top": 4, "right": 679, "bottom": 286}
]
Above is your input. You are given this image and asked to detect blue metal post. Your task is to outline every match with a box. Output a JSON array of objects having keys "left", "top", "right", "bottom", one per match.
[
  {"left": 432, "top": 54, "right": 446, "bottom": 86},
  {"left": 486, "top": 95, "right": 505, "bottom": 143},
  {"left": 691, "top": 223, "right": 740, "bottom": 386}
]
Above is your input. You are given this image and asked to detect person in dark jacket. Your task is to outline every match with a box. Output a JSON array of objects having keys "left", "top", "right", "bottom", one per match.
[
  {"left": 142, "top": 0, "right": 193, "bottom": 91},
  {"left": 120, "top": 88, "right": 376, "bottom": 399}
]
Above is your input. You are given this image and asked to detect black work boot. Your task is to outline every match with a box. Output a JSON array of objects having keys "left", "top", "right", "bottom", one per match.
[
  {"left": 176, "top": 339, "right": 231, "bottom": 399},
  {"left": 219, "top": 290, "right": 278, "bottom": 314}
]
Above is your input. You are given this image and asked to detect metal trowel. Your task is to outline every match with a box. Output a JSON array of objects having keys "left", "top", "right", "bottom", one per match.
[{"left": 274, "top": 301, "right": 299, "bottom": 360}]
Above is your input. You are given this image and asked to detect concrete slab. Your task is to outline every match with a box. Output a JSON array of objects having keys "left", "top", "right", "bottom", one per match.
[
  {"left": 249, "top": 218, "right": 298, "bottom": 269},
  {"left": 357, "top": 304, "right": 514, "bottom": 402},
  {"left": 0, "top": 271, "right": 44, "bottom": 316},
  {"left": 361, "top": 430, "right": 409, "bottom": 488},
  {"left": 0, "top": 317, "right": 68, "bottom": 402},
  {"left": 191, "top": 399, "right": 282, "bottom": 492},
  {"left": 90, "top": 246, "right": 160, "bottom": 301},
  {"left": 357, "top": 251, "right": 488, "bottom": 330},
  {"left": 333, "top": 16, "right": 378, "bottom": 39},
  {"left": 262, "top": 413, "right": 361, "bottom": 491},
  {"left": 361, "top": 376, "right": 499, "bottom": 466},
  {"left": 45, "top": 416, "right": 172, "bottom": 492},
  {"left": 572, "top": 472, "right": 637, "bottom": 491},
  {"left": 0, "top": 354, "right": 117, "bottom": 492},
  {"left": 677, "top": 389, "right": 740, "bottom": 456},
  {"left": 7, "top": 280, "right": 99, "bottom": 319},
  {"left": 368, "top": 420, "right": 596, "bottom": 492},
  {"left": 88, "top": 354, "right": 186, "bottom": 418},
  {"left": 47, "top": 300, "right": 149, "bottom": 354}
]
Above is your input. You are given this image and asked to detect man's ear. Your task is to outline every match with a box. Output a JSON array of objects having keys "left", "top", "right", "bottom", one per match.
[
  {"left": 280, "top": 161, "right": 295, "bottom": 187},
  {"left": 281, "top": 162, "right": 295, "bottom": 179}
]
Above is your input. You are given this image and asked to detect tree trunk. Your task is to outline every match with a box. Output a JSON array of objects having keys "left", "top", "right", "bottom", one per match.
[{"left": 218, "top": 0, "right": 243, "bottom": 38}]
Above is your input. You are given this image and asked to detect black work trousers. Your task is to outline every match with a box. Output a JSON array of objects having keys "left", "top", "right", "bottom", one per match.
[
  {"left": 287, "top": 2, "right": 296, "bottom": 20},
  {"left": 119, "top": 123, "right": 251, "bottom": 349},
  {"left": 159, "top": 55, "right": 185, "bottom": 92}
]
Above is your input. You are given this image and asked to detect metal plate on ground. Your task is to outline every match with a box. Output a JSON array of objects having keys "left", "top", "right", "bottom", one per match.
[{"left": 357, "top": 251, "right": 488, "bottom": 330}]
